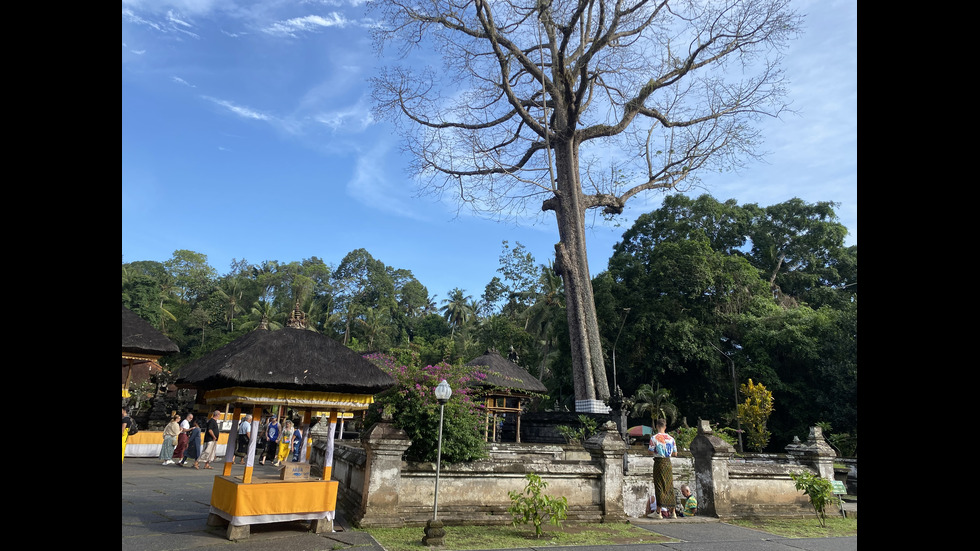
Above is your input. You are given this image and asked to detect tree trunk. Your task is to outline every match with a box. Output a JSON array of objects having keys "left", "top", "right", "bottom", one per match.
[{"left": 550, "top": 139, "right": 610, "bottom": 403}]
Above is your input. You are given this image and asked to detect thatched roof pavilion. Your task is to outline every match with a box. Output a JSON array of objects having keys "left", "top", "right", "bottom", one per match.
[
  {"left": 466, "top": 349, "right": 548, "bottom": 394},
  {"left": 465, "top": 349, "right": 546, "bottom": 443},
  {"left": 122, "top": 305, "right": 179, "bottom": 400},
  {"left": 174, "top": 306, "right": 396, "bottom": 540},
  {"left": 177, "top": 325, "right": 395, "bottom": 397}
]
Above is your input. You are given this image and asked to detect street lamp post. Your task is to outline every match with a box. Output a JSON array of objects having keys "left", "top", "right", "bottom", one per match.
[
  {"left": 611, "top": 307, "right": 631, "bottom": 473},
  {"left": 710, "top": 343, "right": 744, "bottom": 454},
  {"left": 422, "top": 379, "right": 452, "bottom": 546}
]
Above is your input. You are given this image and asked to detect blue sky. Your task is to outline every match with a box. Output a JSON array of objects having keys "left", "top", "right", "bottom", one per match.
[{"left": 122, "top": 0, "right": 856, "bottom": 304}]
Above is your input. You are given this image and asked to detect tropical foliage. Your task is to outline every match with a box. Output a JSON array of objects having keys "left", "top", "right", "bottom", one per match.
[
  {"left": 737, "top": 379, "right": 775, "bottom": 452},
  {"left": 122, "top": 195, "right": 855, "bottom": 454},
  {"left": 507, "top": 472, "right": 569, "bottom": 538},
  {"left": 363, "top": 352, "right": 488, "bottom": 463},
  {"left": 790, "top": 470, "right": 838, "bottom": 528}
]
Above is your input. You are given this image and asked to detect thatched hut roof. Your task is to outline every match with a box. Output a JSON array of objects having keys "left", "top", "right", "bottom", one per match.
[
  {"left": 465, "top": 349, "right": 547, "bottom": 394},
  {"left": 176, "top": 326, "right": 395, "bottom": 395},
  {"left": 122, "top": 305, "right": 179, "bottom": 358}
]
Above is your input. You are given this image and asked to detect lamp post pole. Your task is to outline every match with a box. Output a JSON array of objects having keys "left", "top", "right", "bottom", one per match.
[
  {"left": 423, "top": 379, "right": 452, "bottom": 546},
  {"left": 710, "top": 343, "right": 744, "bottom": 454},
  {"left": 611, "top": 308, "right": 631, "bottom": 395}
]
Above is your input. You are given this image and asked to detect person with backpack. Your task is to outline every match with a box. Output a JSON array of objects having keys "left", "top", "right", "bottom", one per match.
[{"left": 261, "top": 415, "right": 280, "bottom": 466}]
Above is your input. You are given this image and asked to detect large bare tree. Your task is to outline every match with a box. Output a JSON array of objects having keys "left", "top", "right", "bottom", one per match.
[{"left": 370, "top": 0, "right": 801, "bottom": 410}]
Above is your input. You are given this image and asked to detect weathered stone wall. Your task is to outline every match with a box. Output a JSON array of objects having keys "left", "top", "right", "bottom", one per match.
[{"left": 313, "top": 421, "right": 845, "bottom": 526}]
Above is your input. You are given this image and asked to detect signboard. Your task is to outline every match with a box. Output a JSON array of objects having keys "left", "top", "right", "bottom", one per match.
[{"left": 830, "top": 480, "right": 847, "bottom": 495}]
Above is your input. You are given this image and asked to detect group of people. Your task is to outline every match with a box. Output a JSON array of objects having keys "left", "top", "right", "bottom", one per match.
[
  {"left": 156, "top": 409, "right": 222, "bottom": 469},
  {"left": 647, "top": 418, "right": 698, "bottom": 519},
  {"left": 154, "top": 411, "right": 306, "bottom": 468}
]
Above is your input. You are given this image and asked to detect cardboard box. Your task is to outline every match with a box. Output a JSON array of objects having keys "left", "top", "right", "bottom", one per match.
[{"left": 280, "top": 463, "right": 312, "bottom": 480}]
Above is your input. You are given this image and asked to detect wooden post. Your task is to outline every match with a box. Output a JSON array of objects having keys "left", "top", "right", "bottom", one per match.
[
  {"left": 223, "top": 406, "right": 242, "bottom": 477},
  {"left": 243, "top": 404, "right": 263, "bottom": 483},
  {"left": 516, "top": 398, "right": 522, "bottom": 443}
]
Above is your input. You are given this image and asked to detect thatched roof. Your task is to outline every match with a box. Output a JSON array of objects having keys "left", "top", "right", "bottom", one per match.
[
  {"left": 465, "top": 349, "right": 547, "bottom": 394},
  {"left": 122, "top": 305, "right": 179, "bottom": 357},
  {"left": 176, "top": 326, "right": 395, "bottom": 395}
]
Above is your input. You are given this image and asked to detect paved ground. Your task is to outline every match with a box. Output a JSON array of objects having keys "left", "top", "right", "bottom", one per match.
[{"left": 122, "top": 457, "right": 857, "bottom": 551}]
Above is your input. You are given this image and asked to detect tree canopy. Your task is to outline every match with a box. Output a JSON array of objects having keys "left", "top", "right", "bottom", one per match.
[{"left": 122, "top": 194, "right": 855, "bottom": 452}]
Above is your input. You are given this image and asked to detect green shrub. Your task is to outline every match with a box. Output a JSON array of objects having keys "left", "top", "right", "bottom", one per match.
[
  {"left": 737, "top": 379, "right": 774, "bottom": 451},
  {"left": 670, "top": 426, "right": 698, "bottom": 450},
  {"left": 790, "top": 470, "right": 838, "bottom": 528},
  {"left": 507, "top": 472, "right": 568, "bottom": 538},
  {"left": 555, "top": 414, "right": 598, "bottom": 444}
]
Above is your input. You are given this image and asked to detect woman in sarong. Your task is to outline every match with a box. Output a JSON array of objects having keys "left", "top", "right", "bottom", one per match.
[
  {"left": 276, "top": 420, "right": 293, "bottom": 466},
  {"left": 180, "top": 419, "right": 202, "bottom": 468},
  {"left": 649, "top": 418, "right": 677, "bottom": 518}
]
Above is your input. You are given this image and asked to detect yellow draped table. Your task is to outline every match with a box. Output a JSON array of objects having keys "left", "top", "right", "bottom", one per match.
[{"left": 207, "top": 468, "right": 337, "bottom": 540}]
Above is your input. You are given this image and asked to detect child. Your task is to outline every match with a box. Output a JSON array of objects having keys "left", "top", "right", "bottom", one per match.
[{"left": 675, "top": 484, "right": 698, "bottom": 517}]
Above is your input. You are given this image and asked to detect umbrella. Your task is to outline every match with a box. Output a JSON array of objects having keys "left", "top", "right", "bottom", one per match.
[{"left": 627, "top": 425, "right": 653, "bottom": 437}]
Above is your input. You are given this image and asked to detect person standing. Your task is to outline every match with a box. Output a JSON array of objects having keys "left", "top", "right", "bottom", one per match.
[
  {"left": 291, "top": 422, "right": 303, "bottom": 462},
  {"left": 181, "top": 417, "right": 201, "bottom": 467},
  {"left": 173, "top": 413, "right": 192, "bottom": 463},
  {"left": 122, "top": 406, "right": 133, "bottom": 464},
  {"left": 649, "top": 418, "right": 677, "bottom": 518},
  {"left": 261, "top": 416, "right": 280, "bottom": 466},
  {"left": 198, "top": 409, "right": 221, "bottom": 470},
  {"left": 161, "top": 414, "right": 181, "bottom": 465},
  {"left": 276, "top": 420, "right": 293, "bottom": 467},
  {"left": 235, "top": 414, "right": 252, "bottom": 465}
]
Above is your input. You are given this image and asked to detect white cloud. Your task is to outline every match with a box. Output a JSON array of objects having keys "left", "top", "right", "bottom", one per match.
[
  {"left": 347, "top": 141, "right": 427, "bottom": 221},
  {"left": 203, "top": 96, "right": 273, "bottom": 121},
  {"left": 263, "top": 13, "right": 349, "bottom": 37}
]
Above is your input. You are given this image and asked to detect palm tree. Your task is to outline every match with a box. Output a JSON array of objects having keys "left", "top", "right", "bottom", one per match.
[
  {"left": 214, "top": 277, "right": 245, "bottom": 331},
  {"left": 525, "top": 262, "right": 564, "bottom": 379},
  {"left": 632, "top": 383, "right": 680, "bottom": 427},
  {"left": 441, "top": 288, "right": 473, "bottom": 338},
  {"left": 241, "top": 300, "right": 283, "bottom": 331}
]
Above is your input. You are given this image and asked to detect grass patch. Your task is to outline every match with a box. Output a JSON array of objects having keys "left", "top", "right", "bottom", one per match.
[
  {"left": 729, "top": 516, "right": 857, "bottom": 538},
  {"left": 360, "top": 522, "right": 673, "bottom": 551}
]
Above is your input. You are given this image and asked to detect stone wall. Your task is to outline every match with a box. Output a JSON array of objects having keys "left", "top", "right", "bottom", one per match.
[{"left": 312, "top": 419, "right": 845, "bottom": 526}]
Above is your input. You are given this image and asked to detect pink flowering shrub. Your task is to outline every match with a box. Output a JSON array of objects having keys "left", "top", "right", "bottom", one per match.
[{"left": 364, "top": 352, "right": 489, "bottom": 463}]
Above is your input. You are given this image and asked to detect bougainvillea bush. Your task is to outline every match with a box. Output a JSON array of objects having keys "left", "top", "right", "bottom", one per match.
[{"left": 364, "top": 352, "right": 489, "bottom": 463}]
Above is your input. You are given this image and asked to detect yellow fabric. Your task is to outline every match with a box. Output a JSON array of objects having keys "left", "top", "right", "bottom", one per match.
[
  {"left": 125, "top": 431, "right": 229, "bottom": 446},
  {"left": 278, "top": 441, "right": 290, "bottom": 463},
  {"left": 202, "top": 387, "right": 374, "bottom": 410},
  {"left": 210, "top": 476, "right": 338, "bottom": 517},
  {"left": 122, "top": 430, "right": 129, "bottom": 463}
]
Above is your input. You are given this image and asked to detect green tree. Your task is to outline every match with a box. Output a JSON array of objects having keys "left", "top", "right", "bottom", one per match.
[
  {"left": 441, "top": 287, "right": 474, "bottom": 339},
  {"left": 333, "top": 249, "right": 397, "bottom": 347},
  {"left": 745, "top": 198, "right": 853, "bottom": 307},
  {"left": 371, "top": 0, "right": 802, "bottom": 407},
  {"left": 497, "top": 241, "right": 541, "bottom": 316},
  {"left": 603, "top": 195, "right": 855, "bottom": 448},
  {"left": 164, "top": 249, "right": 217, "bottom": 304}
]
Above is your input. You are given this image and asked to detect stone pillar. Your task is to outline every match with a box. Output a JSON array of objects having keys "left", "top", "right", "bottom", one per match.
[
  {"left": 584, "top": 421, "right": 628, "bottom": 522},
  {"left": 689, "top": 419, "right": 735, "bottom": 519},
  {"left": 785, "top": 426, "right": 837, "bottom": 480},
  {"left": 355, "top": 420, "right": 412, "bottom": 528}
]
